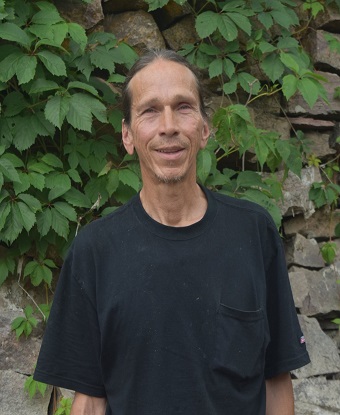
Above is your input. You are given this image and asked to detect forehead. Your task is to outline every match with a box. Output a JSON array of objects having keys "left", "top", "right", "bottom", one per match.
[{"left": 128, "top": 59, "right": 199, "bottom": 105}]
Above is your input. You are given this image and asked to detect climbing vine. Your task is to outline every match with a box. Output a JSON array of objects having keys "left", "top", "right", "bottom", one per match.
[{"left": 0, "top": 0, "right": 339, "bottom": 408}]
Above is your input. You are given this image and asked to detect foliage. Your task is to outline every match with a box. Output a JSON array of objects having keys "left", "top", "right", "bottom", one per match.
[
  {"left": 320, "top": 241, "right": 337, "bottom": 265},
  {"left": 0, "top": 0, "right": 339, "bottom": 339},
  {"left": 54, "top": 398, "right": 72, "bottom": 415},
  {"left": 0, "top": 0, "right": 141, "bottom": 292},
  {"left": 11, "top": 305, "right": 38, "bottom": 338},
  {"left": 24, "top": 374, "right": 47, "bottom": 399}
]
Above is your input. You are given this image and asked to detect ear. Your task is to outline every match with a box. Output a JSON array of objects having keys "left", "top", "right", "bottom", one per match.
[
  {"left": 122, "top": 119, "right": 135, "bottom": 155},
  {"left": 200, "top": 120, "right": 210, "bottom": 150}
]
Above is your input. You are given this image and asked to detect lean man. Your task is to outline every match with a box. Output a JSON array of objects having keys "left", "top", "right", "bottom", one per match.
[{"left": 34, "top": 49, "right": 310, "bottom": 415}]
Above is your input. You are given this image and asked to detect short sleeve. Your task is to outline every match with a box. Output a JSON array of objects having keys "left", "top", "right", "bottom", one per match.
[
  {"left": 264, "top": 223, "right": 310, "bottom": 379},
  {"left": 34, "top": 242, "right": 106, "bottom": 397}
]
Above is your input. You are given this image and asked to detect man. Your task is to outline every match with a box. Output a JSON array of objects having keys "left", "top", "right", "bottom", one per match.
[{"left": 34, "top": 49, "right": 310, "bottom": 415}]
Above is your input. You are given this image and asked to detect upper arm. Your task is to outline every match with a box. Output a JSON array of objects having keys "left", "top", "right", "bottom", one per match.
[
  {"left": 71, "top": 392, "right": 107, "bottom": 415},
  {"left": 265, "top": 372, "right": 294, "bottom": 415}
]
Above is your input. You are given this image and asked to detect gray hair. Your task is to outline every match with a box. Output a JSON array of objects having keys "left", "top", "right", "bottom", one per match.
[{"left": 121, "top": 49, "right": 208, "bottom": 126}]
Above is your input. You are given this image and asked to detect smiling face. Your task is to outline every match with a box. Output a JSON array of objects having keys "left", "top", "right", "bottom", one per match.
[{"left": 122, "top": 59, "right": 210, "bottom": 187}]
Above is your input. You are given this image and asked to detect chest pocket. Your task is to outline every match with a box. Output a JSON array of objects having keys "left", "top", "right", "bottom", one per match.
[{"left": 212, "top": 303, "right": 266, "bottom": 379}]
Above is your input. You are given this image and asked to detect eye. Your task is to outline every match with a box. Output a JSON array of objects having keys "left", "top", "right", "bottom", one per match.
[
  {"left": 142, "top": 107, "right": 157, "bottom": 115},
  {"left": 178, "top": 103, "right": 192, "bottom": 111}
]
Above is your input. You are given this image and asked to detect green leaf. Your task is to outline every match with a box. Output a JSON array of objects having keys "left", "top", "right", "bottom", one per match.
[
  {"left": 106, "top": 169, "right": 119, "bottom": 194},
  {"left": 45, "top": 95, "right": 71, "bottom": 129},
  {"left": 0, "top": 22, "right": 31, "bottom": 48},
  {"left": 0, "top": 202, "right": 11, "bottom": 232},
  {"left": 146, "top": 0, "right": 170, "bottom": 11},
  {"left": 280, "top": 52, "right": 300, "bottom": 73},
  {"left": 28, "top": 172, "right": 45, "bottom": 191},
  {"left": 320, "top": 242, "right": 337, "bottom": 265},
  {"left": 0, "top": 50, "right": 24, "bottom": 82},
  {"left": 37, "top": 50, "right": 67, "bottom": 76},
  {"left": 195, "top": 11, "right": 219, "bottom": 38},
  {"left": 282, "top": 74, "right": 298, "bottom": 100},
  {"left": 66, "top": 94, "right": 93, "bottom": 132},
  {"left": 0, "top": 255, "right": 15, "bottom": 286},
  {"left": 53, "top": 201, "right": 77, "bottom": 222},
  {"left": 197, "top": 148, "right": 212, "bottom": 184},
  {"left": 236, "top": 171, "right": 264, "bottom": 188},
  {"left": 218, "top": 14, "right": 238, "bottom": 41},
  {"left": 275, "top": 139, "right": 291, "bottom": 162},
  {"left": 46, "top": 173, "right": 71, "bottom": 200},
  {"left": 1, "top": 203, "right": 24, "bottom": 243},
  {"left": 12, "top": 116, "right": 39, "bottom": 151},
  {"left": 37, "top": 208, "right": 52, "bottom": 237},
  {"left": 18, "top": 193, "right": 42, "bottom": 212},
  {"left": 223, "top": 75, "right": 238, "bottom": 95},
  {"left": 63, "top": 187, "right": 91, "bottom": 208},
  {"left": 16, "top": 201, "right": 36, "bottom": 232},
  {"left": 51, "top": 206, "right": 69, "bottom": 239},
  {"left": 41, "top": 153, "right": 63, "bottom": 169},
  {"left": 0, "top": 156, "right": 21, "bottom": 182},
  {"left": 119, "top": 169, "right": 140, "bottom": 192},
  {"left": 29, "top": 79, "right": 60, "bottom": 94},
  {"left": 258, "top": 12, "right": 273, "bottom": 29},
  {"left": 68, "top": 81, "right": 99, "bottom": 97},
  {"left": 261, "top": 53, "right": 284, "bottom": 82},
  {"left": 238, "top": 72, "right": 260, "bottom": 94},
  {"left": 13, "top": 172, "right": 30, "bottom": 194},
  {"left": 68, "top": 22, "right": 87, "bottom": 52},
  {"left": 15, "top": 55, "right": 37, "bottom": 85},
  {"left": 90, "top": 47, "right": 116, "bottom": 72},
  {"left": 31, "top": 8, "right": 62, "bottom": 25},
  {"left": 227, "top": 12, "right": 251, "bottom": 35},
  {"left": 297, "top": 78, "right": 319, "bottom": 108},
  {"left": 209, "top": 58, "right": 223, "bottom": 79},
  {"left": 3, "top": 91, "right": 28, "bottom": 116}
]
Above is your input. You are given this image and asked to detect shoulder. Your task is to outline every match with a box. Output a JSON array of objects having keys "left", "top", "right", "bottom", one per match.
[
  {"left": 207, "top": 188, "right": 274, "bottom": 225},
  {"left": 72, "top": 195, "right": 139, "bottom": 248}
]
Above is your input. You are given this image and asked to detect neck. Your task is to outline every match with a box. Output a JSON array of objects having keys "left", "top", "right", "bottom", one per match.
[{"left": 140, "top": 181, "right": 207, "bottom": 227}]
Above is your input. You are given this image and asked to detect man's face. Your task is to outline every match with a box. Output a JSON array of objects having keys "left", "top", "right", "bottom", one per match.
[{"left": 122, "top": 59, "right": 210, "bottom": 186}]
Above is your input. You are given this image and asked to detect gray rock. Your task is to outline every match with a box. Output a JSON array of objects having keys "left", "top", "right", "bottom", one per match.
[
  {"left": 288, "top": 117, "right": 335, "bottom": 131},
  {"left": 308, "top": 31, "right": 340, "bottom": 73},
  {"left": 104, "top": 11, "right": 165, "bottom": 52},
  {"left": 292, "top": 315, "right": 340, "bottom": 378},
  {"left": 293, "top": 377, "right": 340, "bottom": 415},
  {"left": 163, "top": 15, "right": 199, "bottom": 51},
  {"left": 286, "top": 72, "right": 340, "bottom": 117},
  {"left": 285, "top": 234, "right": 325, "bottom": 268},
  {"left": 277, "top": 167, "right": 322, "bottom": 219},
  {"left": 289, "top": 265, "right": 340, "bottom": 315},
  {"left": 102, "top": 0, "right": 148, "bottom": 13},
  {"left": 0, "top": 370, "right": 51, "bottom": 415},
  {"left": 303, "top": 131, "right": 336, "bottom": 159},
  {"left": 314, "top": 4, "right": 340, "bottom": 31},
  {"left": 283, "top": 207, "right": 337, "bottom": 239},
  {"left": 54, "top": 0, "right": 104, "bottom": 30},
  {"left": 0, "top": 309, "right": 43, "bottom": 373}
]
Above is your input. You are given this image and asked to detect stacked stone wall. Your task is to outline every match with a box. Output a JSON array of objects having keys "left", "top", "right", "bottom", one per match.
[{"left": 0, "top": 1, "right": 339, "bottom": 414}]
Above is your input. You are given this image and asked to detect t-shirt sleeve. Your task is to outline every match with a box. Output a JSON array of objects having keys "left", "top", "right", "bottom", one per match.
[
  {"left": 34, "top": 241, "right": 106, "bottom": 397},
  {"left": 264, "top": 222, "right": 310, "bottom": 379}
]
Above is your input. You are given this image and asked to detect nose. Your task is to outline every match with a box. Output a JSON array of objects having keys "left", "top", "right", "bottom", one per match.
[{"left": 159, "top": 107, "right": 179, "bottom": 137}]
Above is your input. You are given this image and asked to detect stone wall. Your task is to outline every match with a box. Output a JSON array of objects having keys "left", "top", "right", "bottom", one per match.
[{"left": 0, "top": 1, "right": 339, "bottom": 414}]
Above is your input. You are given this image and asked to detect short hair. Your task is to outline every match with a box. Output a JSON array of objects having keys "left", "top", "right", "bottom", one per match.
[{"left": 121, "top": 49, "right": 208, "bottom": 126}]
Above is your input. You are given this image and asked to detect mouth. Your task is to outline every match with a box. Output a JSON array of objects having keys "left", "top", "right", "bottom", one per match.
[{"left": 155, "top": 147, "right": 185, "bottom": 160}]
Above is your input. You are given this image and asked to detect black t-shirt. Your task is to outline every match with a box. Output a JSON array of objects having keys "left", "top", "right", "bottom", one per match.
[{"left": 34, "top": 187, "right": 310, "bottom": 414}]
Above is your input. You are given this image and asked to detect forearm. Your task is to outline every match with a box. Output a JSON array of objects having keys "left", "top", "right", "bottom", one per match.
[
  {"left": 71, "top": 392, "right": 107, "bottom": 415},
  {"left": 266, "top": 372, "right": 294, "bottom": 415}
]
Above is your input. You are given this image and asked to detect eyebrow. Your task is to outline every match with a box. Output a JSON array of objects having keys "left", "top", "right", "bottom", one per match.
[{"left": 136, "top": 93, "right": 198, "bottom": 111}]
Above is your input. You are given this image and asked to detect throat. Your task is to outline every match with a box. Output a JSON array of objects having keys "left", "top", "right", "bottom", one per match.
[{"left": 140, "top": 184, "right": 207, "bottom": 227}]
